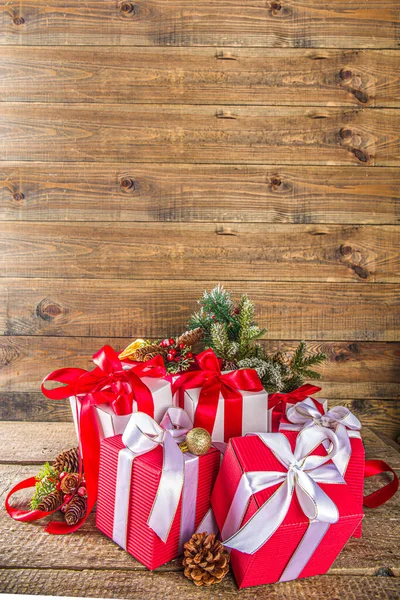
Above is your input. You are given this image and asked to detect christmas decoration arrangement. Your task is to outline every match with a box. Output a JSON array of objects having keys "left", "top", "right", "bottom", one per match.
[{"left": 5, "top": 283, "right": 399, "bottom": 590}]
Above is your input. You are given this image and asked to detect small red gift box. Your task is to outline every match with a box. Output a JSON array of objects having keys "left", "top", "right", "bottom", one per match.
[
  {"left": 211, "top": 429, "right": 363, "bottom": 588},
  {"left": 96, "top": 408, "right": 220, "bottom": 570},
  {"left": 268, "top": 384, "right": 327, "bottom": 432},
  {"left": 279, "top": 398, "right": 365, "bottom": 538}
]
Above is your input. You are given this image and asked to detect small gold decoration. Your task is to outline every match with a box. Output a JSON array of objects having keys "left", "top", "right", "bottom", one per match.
[
  {"left": 180, "top": 428, "right": 212, "bottom": 456},
  {"left": 118, "top": 339, "right": 146, "bottom": 361}
]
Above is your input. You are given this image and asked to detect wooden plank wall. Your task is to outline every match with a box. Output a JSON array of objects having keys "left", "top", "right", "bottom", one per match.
[{"left": 0, "top": 0, "right": 399, "bottom": 438}]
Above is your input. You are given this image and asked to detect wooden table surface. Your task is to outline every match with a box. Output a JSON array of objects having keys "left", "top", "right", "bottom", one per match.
[{"left": 1, "top": 422, "right": 399, "bottom": 599}]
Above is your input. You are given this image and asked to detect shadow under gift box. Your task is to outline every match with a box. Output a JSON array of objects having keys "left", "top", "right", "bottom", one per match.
[
  {"left": 211, "top": 432, "right": 364, "bottom": 589},
  {"left": 96, "top": 435, "right": 220, "bottom": 570}
]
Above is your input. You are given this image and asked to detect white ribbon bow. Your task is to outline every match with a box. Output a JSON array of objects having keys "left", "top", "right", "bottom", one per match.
[
  {"left": 118, "top": 407, "right": 192, "bottom": 543},
  {"left": 283, "top": 398, "right": 362, "bottom": 475},
  {"left": 221, "top": 427, "right": 344, "bottom": 566}
]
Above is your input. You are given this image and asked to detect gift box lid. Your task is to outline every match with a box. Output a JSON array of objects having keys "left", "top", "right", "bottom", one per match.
[{"left": 212, "top": 431, "right": 363, "bottom": 533}]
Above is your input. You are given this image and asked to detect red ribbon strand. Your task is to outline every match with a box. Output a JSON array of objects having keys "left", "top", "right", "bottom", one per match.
[{"left": 363, "top": 459, "right": 399, "bottom": 508}]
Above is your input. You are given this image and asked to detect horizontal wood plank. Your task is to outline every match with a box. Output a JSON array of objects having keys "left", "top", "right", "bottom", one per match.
[
  {"left": 0, "top": 1, "right": 399, "bottom": 48},
  {"left": 1, "top": 570, "right": 399, "bottom": 599},
  {"left": 2, "top": 394, "right": 399, "bottom": 438},
  {"left": 1, "top": 222, "right": 399, "bottom": 282},
  {"left": 1, "top": 163, "right": 399, "bottom": 225},
  {"left": 1, "top": 105, "right": 400, "bottom": 165},
  {"left": 1, "top": 280, "right": 398, "bottom": 341},
  {"left": 1, "top": 337, "right": 398, "bottom": 394},
  {"left": 1, "top": 48, "right": 399, "bottom": 106}
]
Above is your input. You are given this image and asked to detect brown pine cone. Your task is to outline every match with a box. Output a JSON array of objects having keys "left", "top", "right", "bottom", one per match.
[
  {"left": 129, "top": 344, "right": 166, "bottom": 362},
  {"left": 65, "top": 495, "right": 87, "bottom": 526},
  {"left": 183, "top": 533, "right": 230, "bottom": 587},
  {"left": 53, "top": 447, "right": 80, "bottom": 474},
  {"left": 60, "top": 473, "right": 80, "bottom": 494},
  {"left": 222, "top": 360, "right": 239, "bottom": 371},
  {"left": 177, "top": 328, "right": 203, "bottom": 348},
  {"left": 37, "top": 490, "right": 63, "bottom": 511}
]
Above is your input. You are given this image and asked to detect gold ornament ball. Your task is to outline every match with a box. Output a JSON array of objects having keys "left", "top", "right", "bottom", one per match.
[{"left": 185, "top": 428, "right": 212, "bottom": 456}]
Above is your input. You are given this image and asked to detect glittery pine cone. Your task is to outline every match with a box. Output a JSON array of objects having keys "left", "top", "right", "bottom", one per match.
[
  {"left": 183, "top": 533, "right": 230, "bottom": 586},
  {"left": 60, "top": 473, "right": 80, "bottom": 494},
  {"left": 65, "top": 495, "right": 87, "bottom": 526},
  {"left": 176, "top": 328, "right": 203, "bottom": 347},
  {"left": 53, "top": 447, "right": 80, "bottom": 474},
  {"left": 37, "top": 490, "right": 63, "bottom": 511}
]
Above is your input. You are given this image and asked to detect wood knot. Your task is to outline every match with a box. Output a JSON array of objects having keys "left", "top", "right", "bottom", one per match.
[
  {"left": 340, "top": 69, "right": 353, "bottom": 81},
  {"left": 351, "top": 264, "right": 369, "bottom": 279},
  {"left": 270, "top": 176, "right": 282, "bottom": 188},
  {"left": 270, "top": 1, "right": 282, "bottom": 10},
  {"left": 340, "top": 128, "right": 353, "bottom": 140},
  {"left": 13, "top": 16, "right": 25, "bottom": 25},
  {"left": 120, "top": 177, "right": 135, "bottom": 191},
  {"left": 12, "top": 192, "right": 25, "bottom": 202},
  {"left": 120, "top": 2, "right": 135, "bottom": 15},
  {"left": 353, "top": 148, "right": 369, "bottom": 163},
  {"left": 340, "top": 245, "right": 353, "bottom": 257},
  {"left": 352, "top": 89, "right": 369, "bottom": 104},
  {"left": 36, "top": 300, "right": 63, "bottom": 321}
]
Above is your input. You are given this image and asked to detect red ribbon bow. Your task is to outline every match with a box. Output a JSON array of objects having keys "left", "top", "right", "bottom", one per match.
[
  {"left": 268, "top": 384, "right": 323, "bottom": 432},
  {"left": 172, "top": 348, "right": 263, "bottom": 442},
  {"left": 6, "top": 346, "right": 167, "bottom": 535}
]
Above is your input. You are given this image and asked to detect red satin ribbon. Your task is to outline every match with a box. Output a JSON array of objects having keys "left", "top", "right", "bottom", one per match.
[
  {"left": 172, "top": 349, "right": 263, "bottom": 442},
  {"left": 6, "top": 346, "right": 167, "bottom": 535},
  {"left": 268, "top": 384, "right": 322, "bottom": 432},
  {"left": 363, "top": 459, "right": 399, "bottom": 508}
]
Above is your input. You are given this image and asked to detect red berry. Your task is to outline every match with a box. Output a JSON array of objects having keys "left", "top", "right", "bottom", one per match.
[
  {"left": 211, "top": 315, "right": 216, "bottom": 320},
  {"left": 60, "top": 504, "right": 68, "bottom": 513},
  {"left": 59, "top": 471, "right": 67, "bottom": 480},
  {"left": 64, "top": 494, "right": 72, "bottom": 504},
  {"left": 234, "top": 307, "right": 240, "bottom": 314},
  {"left": 179, "top": 342, "right": 186, "bottom": 350},
  {"left": 186, "top": 352, "right": 193, "bottom": 359},
  {"left": 78, "top": 486, "right": 87, "bottom": 498},
  {"left": 167, "top": 353, "right": 174, "bottom": 361},
  {"left": 56, "top": 481, "right": 61, "bottom": 491},
  {"left": 175, "top": 356, "right": 182, "bottom": 362},
  {"left": 169, "top": 348, "right": 177, "bottom": 356},
  {"left": 168, "top": 338, "right": 175, "bottom": 346}
]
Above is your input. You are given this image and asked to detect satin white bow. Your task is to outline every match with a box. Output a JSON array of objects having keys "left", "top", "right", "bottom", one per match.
[
  {"left": 283, "top": 398, "right": 362, "bottom": 475},
  {"left": 221, "top": 427, "right": 344, "bottom": 556},
  {"left": 121, "top": 407, "right": 193, "bottom": 542}
]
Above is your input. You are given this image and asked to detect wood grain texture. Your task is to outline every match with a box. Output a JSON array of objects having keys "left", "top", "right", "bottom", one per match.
[
  {"left": 1, "top": 104, "right": 400, "bottom": 165},
  {"left": 1, "top": 222, "right": 399, "bottom": 282},
  {"left": 1, "top": 570, "right": 399, "bottom": 599},
  {"left": 1, "top": 48, "right": 399, "bottom": 107},
  {"left": 1, "top": 337, "right": 399, "bottom": 394},
  {"left": 1, "top": 163, "right": 399, "bottom": 225},
  {"left": 0, "top": 1, "right": 399, "bottom": 48},
  {"left": 1, "top": 280, "right": 398, "bottom": 341}
]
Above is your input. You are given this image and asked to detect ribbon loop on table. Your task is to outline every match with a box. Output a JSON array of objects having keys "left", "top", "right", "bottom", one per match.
[
  {"left": 221, "top": 427, "right": 343, "bottom": 559},
  {"left": 283, "top": 398, "right": 362, "bottom": 476},
  {"left": 172, "top": 348, "right": 263, "bottom": 441}
]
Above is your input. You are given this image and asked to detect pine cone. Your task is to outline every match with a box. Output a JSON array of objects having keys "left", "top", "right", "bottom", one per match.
[
  {"left": 222, "top": 359, "right": 238, "bottom": 371},
  {"left": 183, "top": 533, "right": 230, "bottom": 586},
  {"left": 60, "top": 473, "right": 80, "bottom": 494},
  {"left": 65, "top": 495, "right": 87, "bottom": 526},
  {"left": 177, "top": 328, "right": 203, "bottom": 347},
  {"left": 37, "top": 490, "right": 63, "bottom": 511},
  {"left": 53, "top": 447, "right": 80, "bottom": 474},
  {"left": 129, "top": 344, "right": 166, "bottom": 362}
]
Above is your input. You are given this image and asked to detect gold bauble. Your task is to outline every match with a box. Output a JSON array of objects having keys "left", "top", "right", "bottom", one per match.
[{"left": 182, "top": 428, "right": 212, "bottom": 456}]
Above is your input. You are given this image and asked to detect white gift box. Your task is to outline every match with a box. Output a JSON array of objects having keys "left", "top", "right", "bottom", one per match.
[
  {"left": 181, "top": 383, "right": 268, "bottom": 443},
  {"left": 70, "top": 375, "right": 173, "bottom": 442}
]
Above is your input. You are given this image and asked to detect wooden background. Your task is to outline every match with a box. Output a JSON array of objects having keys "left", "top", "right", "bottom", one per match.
[{"left": 0, "top": 1, "right": 399, "bottom": 439}]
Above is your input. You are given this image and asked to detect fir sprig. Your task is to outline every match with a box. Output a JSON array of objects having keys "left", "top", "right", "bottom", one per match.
[{"left": 30, "top": 462, "right": 59, "bottom": 510}]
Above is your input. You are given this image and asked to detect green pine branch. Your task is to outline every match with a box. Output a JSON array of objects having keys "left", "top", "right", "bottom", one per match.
[{"left": 30, "top": 462, "right": 59, "bottom": 510}]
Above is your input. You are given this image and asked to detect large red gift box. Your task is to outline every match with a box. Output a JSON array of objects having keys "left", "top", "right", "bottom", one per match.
[
  {"left": 211, "top": 430, "right": 363, "bottom": 588},
  {"left": 96, "top": 433, "right": 220, "bottom": 570},
  {"left": 280, "top": 399, "right": 365, "bottom": 538}
]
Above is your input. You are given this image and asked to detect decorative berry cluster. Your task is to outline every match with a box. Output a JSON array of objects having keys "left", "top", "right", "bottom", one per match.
[
  {"left": 57, "top": 471, "right": 87, "bottom": 513},
  {"left": 159, "top": 338, "right": 194, "bottom": 364}
]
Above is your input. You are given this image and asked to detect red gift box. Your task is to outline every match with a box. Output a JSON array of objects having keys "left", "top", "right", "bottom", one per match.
[
  {"left": 211, "top": 429, "right": 363, "bottom": 588},
  {"left": 96, "top": 409, "right": 220, "bottom": 570},
  {"left": 279, "top": 399, "right": 365, "bottom": 537},
  {"left": 268, "top": 384, "right": 327, "bottom": 432}
]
